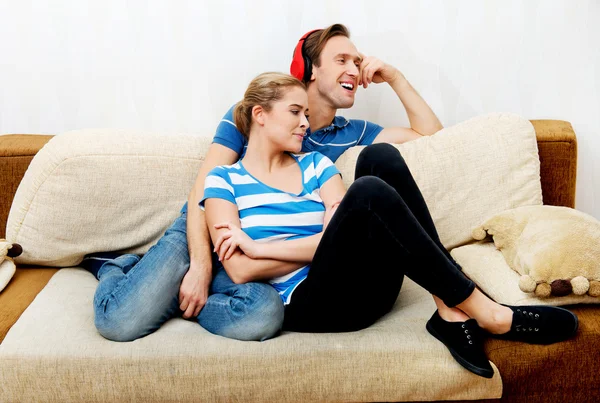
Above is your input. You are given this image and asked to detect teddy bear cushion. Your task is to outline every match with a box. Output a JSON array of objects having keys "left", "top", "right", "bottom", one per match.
[
  {"left": 0, "top": 258, "right": 16, "bottom": 293},
  {"left": 0, "top": 241, "right": 22, "bottom": 293},
  {"left": 472, "top": 205, "right": 600, "bottom": 299}
]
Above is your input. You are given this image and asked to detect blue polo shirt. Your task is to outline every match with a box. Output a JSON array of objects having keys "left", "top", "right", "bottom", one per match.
[
  {"left": 213, "top": 105, "right": 383, "bottom": 163},
  {"left": 181, "top": 105, "right": 383, "bottom": 214}
]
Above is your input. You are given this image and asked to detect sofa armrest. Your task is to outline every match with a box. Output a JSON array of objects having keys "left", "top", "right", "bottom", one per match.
[
  {"left": 530, "top": 120, "right": 577, "bottom": 208},
  {"left": 0, "top": 135, "right": 54, "bottom": 237}
]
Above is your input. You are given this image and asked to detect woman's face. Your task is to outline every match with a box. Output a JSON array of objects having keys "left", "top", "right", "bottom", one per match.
[{"left": 261, "top": 86, "right": 309, "bottom": 153}]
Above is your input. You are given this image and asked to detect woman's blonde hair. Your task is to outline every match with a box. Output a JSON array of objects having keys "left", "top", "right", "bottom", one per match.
[{"left": 233, "top": 72, "right": 306, "bottom": 137}]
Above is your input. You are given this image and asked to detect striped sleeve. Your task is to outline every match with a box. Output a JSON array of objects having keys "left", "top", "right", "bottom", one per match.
[
  {"left": 313, "top": 152, "right": 340, "bottom": 187},
  {"left": 212, "top": 105, "right": 246, "bottom": 155},
  {"left": 200, "top": 167, "right": 236, "bottom": 209}
]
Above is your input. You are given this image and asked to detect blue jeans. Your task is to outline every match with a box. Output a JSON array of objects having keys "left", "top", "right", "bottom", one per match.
[{"left": 93, "top": 211, "right": 284, "bottom": 342}]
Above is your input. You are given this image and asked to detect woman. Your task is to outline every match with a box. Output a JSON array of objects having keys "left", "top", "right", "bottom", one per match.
[{"left": 202, "top": 72, "right": 579, "bottom": 378}]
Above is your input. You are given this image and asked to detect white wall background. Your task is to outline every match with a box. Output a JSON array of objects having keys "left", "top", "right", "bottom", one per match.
[{"left": 1, "top": 0, "right": 598, "bottom": 219}]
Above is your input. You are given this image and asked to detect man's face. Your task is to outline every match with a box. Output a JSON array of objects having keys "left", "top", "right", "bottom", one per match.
[{"left": 311, "top": 35, "right": 361, "bottom": 110}]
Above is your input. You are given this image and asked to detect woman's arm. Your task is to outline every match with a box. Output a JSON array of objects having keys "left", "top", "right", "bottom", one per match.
[
  {"left": 319, "top": 173, "right": 347, "bottom": 229},
  {"left": 253, "top": 233, "right": 322, "bottom": 263},
  {"left": 235, "top": 173, "right": 347, "bottom": 263},
  {"left": 204, "top": 198, "right": 304, "bottom": 284}
]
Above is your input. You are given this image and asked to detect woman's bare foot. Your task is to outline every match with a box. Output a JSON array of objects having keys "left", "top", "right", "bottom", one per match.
[
  {"left": 433, "top": 296, "right": 470, "bottom": 322},
  {"left": 456, "top": 289, "right": 513, "bottom": 334}
]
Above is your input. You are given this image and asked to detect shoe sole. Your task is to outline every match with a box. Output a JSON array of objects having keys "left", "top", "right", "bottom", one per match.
[
  {"left": 426, "top": 320, "right": 494, "bottom": 379},
  {"left": 561, "top": 306, "right": 579, "bottom": 340}
]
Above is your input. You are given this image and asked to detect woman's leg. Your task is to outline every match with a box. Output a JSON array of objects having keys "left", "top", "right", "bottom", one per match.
[
  {"left": 355, "top": 144, "right": 485, "bottom": 324},
  {"left": 355, "top": 143, "right": 456, "bottom": 264},
  {"left": 92, "top": 212, "right": 285, "bottom": 342},
  {"left": 283, "top": 175, "right": 476, "bottom": 333},
  {"left": 313, "top": 146, "right": 576, "bottom": 345}
]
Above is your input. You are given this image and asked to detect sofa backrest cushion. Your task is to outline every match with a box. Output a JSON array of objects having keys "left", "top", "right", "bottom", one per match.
[
  {"left": 7, "top": 129, "right": 210, "bottom": 266},
  {"left": 7, "top": 113, "right": 542, "bottom": 266},
  {"left": 335, "top": 113, "right": 543, "bottom": 250}
]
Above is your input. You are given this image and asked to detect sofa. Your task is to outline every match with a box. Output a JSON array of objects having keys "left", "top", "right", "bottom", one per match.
[{"left": 0, "top": 116, "right": 598, "bottom": 403}]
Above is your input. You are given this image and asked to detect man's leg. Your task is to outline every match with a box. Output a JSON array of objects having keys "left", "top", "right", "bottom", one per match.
[
  {"left": 92, "top": 213, "right": 190, "bottom": 342},
  {"left": 197, "top": 266, "right": 284, "bottom": 341},
  {"left": 92, "top": 211, "right": 284, "bottom": 342}
]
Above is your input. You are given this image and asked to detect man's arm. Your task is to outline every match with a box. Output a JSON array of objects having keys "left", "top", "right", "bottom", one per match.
[
  {"left": 359, "top": 55, "right": 443, "bottom": 144},
  {"left": 179, "top": 143, "right": 239, "bottom": 318}
]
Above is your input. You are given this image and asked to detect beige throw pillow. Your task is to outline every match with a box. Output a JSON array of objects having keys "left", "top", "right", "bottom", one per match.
[
  {"left": 7, "top": 113, "right": 542, "bottom": 267},
  {"left": 335, "top": 113, "right": 543, "bottom": 250},
  {"left": 6, "top": 129, "right": 211, "bottom": 267},
  {"left": 472, "top": 205, "right": 600, "bottom": 298}
]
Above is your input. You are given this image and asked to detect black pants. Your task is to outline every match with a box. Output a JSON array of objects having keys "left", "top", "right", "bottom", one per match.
[{"left": 283, "top": 143, "right": 476, "bottom": 332}]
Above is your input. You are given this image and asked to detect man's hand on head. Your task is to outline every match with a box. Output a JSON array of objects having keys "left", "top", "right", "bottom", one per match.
[
  {"left": 179, "top": 260, "right": 212, "bottom": 319},
  {"left": 358, "top": 53, "right": 405, "bottom": 89}
]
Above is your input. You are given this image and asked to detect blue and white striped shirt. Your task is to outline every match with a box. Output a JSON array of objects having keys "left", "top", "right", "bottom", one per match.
[{"left": 201, "top": 152, "right": 340, "bottom": 304}]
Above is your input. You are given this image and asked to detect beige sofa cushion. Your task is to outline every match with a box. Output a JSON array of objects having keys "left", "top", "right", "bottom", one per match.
[
  {"left": 451, "top": 242, "right": 600, "bottom": 306},
  {"left": 335, "top": 113, "right": 543, "bottom": 250},
  {"left": 0, "top": 268, "right": 501, "bottom": 402},
  {"left": 6, "top": 129, "right": 211, "bottom": 266},
  {"left": 7, "top": 113, "right": 541, "bottom": 266}
]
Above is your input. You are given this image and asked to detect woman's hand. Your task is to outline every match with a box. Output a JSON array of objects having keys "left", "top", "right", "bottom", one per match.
[
  {"left": 213, "top": 222, "right": 260, "bottom": 260},
  {"left": 323, "top": 201, "right": 341, "bottom": 230}
]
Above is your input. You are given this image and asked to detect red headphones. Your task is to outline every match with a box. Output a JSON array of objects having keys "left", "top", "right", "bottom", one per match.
[{"left": 290, "top": 29, "right": 319, "bottom": 82}]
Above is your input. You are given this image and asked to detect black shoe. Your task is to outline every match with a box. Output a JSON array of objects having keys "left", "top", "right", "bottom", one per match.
[
  {"left": 426, "top": 310, "right": 494, "bottom": 378},
  {"left": 491, "top": 305, "right": 578, "bottom": 345}
]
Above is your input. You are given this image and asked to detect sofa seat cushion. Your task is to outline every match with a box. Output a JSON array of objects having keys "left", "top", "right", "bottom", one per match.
[
  {"left": 451, "top": 242, "right": 600, "bottom": 306},
  {"left": 0, "top": 267, "right": 59, "bottom": 343},
  {"left": 0, "top": 269, "right": 501, "bottom": 403}
]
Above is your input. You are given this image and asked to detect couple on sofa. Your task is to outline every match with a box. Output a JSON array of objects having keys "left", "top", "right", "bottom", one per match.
[{"left": 82, "top": 24, "right": 578, "bottom": 379}]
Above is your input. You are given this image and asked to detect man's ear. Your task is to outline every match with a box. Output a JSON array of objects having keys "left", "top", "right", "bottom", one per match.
[{"left": 251, "top": 105, "right": 265, "bottom": 126}]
